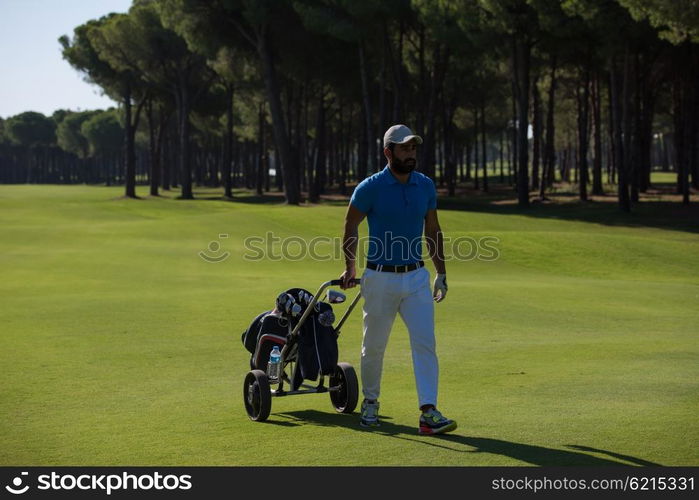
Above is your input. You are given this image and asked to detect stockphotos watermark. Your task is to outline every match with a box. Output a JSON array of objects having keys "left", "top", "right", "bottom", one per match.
[
  {"left": 198, "top": 233, "right": 231, "bottom": 263},
  {"left": 4, "top": 470, "right": 192, "bottom": 496},
  {"left": 198, "top": 231, "right": 500, "bottom": 263}
]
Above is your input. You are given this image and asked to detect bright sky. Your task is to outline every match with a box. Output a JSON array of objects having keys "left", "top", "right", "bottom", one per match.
[{"left": 0, "top": 0, "right": 133, "bottom": 119}]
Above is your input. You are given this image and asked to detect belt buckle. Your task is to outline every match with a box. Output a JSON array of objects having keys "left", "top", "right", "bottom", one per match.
[{"left": 399, "top": 265, "right": 406, "bottom": 273}]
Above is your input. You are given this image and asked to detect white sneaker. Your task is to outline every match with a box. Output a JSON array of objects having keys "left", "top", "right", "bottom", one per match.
[{"left": 359, "top": 399, "right": 380, "bottom": 428}]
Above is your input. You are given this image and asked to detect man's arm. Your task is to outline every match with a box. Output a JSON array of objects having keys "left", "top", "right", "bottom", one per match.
[
  {"left": 425, "top": 209, "right": 446, "bottom": 274},
  {"left": 425, "top": 208, "right": 447, "bottom": 301},
  {"left": 340, "top": 203, "right": 366, "bottom": 289}
]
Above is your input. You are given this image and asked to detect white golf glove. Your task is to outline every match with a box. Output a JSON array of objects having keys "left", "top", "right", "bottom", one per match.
[{"left": 433, "top": 273, "right": 448, "bottom": 302}]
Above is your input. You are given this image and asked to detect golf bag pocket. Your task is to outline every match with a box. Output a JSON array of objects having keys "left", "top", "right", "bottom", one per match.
[
  {"left": 253, "top": 333, "right": 287, "bottom": 371},
  {"left": 251, "top": 313, "right": 289, "bottom": 370},
  {"left": 242, "top": 310, "right": 271, "bottom": 354},
  {"left": 298, "top": 304, "right": 338, "bottom": 380}
]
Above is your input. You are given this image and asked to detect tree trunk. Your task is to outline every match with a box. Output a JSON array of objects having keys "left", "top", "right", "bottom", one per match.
[
  {"left": 378, "top": 21, "right": 387, "bottom": 171},
  {"left": 358, "top": 104, "right": 368, "bottom": 182},
  {"left": 610, "top": 52, "right": 630, "bottom": 212},
  {"left": 416, "top": 25, "right": 426, "bottom": 142},
  {"left": 661, "top": 133, "right": 670, "bottom": 172},
  {"left": 338, "top": 101, "right": 346, "bottom": 195},
  {"left": 161, "top": 125, "right": 172, "bottom": 191},
  {"left": 639, "top": 82, "right": 655, "bottom": 193},
  {"left": 692, "top": 63, "right": 699, "bottom": 190},
  {"left": 511, "top": 43, "right": 519, "bottom": 190},
  {"left": 576, "top": 63, "right": 591, "bottom": 202},
  {"left": 630, "top": 54, "right": 641, "bottom": 203},
  {"left": 223, "top": 84, "right": 234, "bottom": 198},
  {"left": 123, "top": 84, "right": 137, "bottom": 198},
  {"left": 177, "top": 83, "right": 193, "bottom": 200},
  {"left": 422, "top": 44, "right": 444, "bottom": 181},
  {"left": 442, "top": 96, "right": 456, "bottom": 197},
  {"left": 672, "top": 43, "right": 692, "bottom": 205},
  {"left": 257, "top": 102, "right": 265, "bottom": 196},
  {"left": 298, "top": 80, "right": 307, "bottom": 194},
  {"left": 515, "top": 37, "right": 530, "bottom": 206},
  {"left": 499, "top": 132, "right": 505, "bottom": 183},
  {"left": 480, "top": 97, "right": 488, "bottom": 192},
  {"left": 607, "top": 72, "right": 617, "bottom": 185},
  {"left": 531, "top": 74, "right": 541, "bottom": 191},
  {"left": 473, "top": 107, "right": 479, "bottom": 190},
  {"left": 258, "top": 29, "right": 300, "bottom": 204},
  {"left": 309, "top": 91, "right": 325, "bottom": 203},
  {"left": 621, "top": 49, "right": 634, "bottom": 209},
  {"left": 387, "top": 19, "right": 406, "bottom": 123},
  {"left": 541, "top": 53, "right": 557, "bottom": 200},
  {"left": 465, "top": 141, "right": 472, "bottom": 181},
  {"left": 146, "top": 98, "right": 161, "bottom": 197},
  {"left": 591, "top": 70, "right": 604, "bottom": 195},
  {"left": 358, "top": 40, "right": 373, "bottom": 179}
]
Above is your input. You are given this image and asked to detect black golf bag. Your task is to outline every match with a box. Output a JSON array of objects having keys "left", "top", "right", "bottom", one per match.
[{"left": 241, "top": 287, "right": 339, "bottom": 381}]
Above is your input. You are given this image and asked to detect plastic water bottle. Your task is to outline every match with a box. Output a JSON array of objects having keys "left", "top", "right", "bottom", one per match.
[{"left": 267, "top": 346, "right": 282, "bottom": 380}]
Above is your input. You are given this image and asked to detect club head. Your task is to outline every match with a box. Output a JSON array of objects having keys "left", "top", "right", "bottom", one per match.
[
  {"left": 326, "top": 289, "right": 346, "bottom": 304},
  {"left": 318, "top": 309, "right": 336, "bottom": 327}
]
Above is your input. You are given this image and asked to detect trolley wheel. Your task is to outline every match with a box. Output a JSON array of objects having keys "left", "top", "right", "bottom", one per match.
[
  {"left": 329, "top": 362, "right": 359, "bottom": 414},
  {"left": 243, "top": 369, "right": 271, "bottom": 421}
]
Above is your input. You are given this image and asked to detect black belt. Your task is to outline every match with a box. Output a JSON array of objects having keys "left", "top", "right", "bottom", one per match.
[{"left": 366, "top": 261, "right": 424, "bottom": 273}]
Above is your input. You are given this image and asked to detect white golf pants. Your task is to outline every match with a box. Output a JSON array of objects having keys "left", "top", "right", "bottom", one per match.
[{"left": 360, "top": 266, "right": 438, "bottom": 409}]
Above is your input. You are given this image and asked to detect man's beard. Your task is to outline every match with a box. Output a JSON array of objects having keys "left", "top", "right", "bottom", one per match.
[{"left": 392, "top": 157, "right": 416, "bottom": 174}]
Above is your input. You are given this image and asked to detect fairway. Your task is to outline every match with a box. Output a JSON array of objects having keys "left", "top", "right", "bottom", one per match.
[{"left": 1, "top": 184, "right": 698, "bottom": 466}]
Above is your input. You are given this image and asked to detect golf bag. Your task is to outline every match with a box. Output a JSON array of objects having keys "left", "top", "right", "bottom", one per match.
[
  {"left": 241, "top": 288, "right": 338, "bottom": 380},
  {"left": 242, "top": 310, "right": 288, "bottom": 371}
]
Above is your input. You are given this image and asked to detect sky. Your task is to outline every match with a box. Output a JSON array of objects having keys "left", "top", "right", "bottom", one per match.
[{"left": 0, "top": 0, "right": 133, "bottom": 119}]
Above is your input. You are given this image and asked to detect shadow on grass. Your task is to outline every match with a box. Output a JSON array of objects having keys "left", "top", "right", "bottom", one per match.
[
  {"left": 273, "top": 410, "right": 661, "bottom": 466},
  {"left": 320, "top": 177, "right": 699, "bottom": 234},
  {"left": 239, "top": 185, "right": 697, "bottom": 232},
  {"left": 437, "top": 196, "right": 699, "bottom": 235},
  {"left": 565, "top": 445, "right": 661, "bottom": 467},
  {"left": 143, "top": 183, "right": 698, "bottom": 233},
  {"left": 191, "top": 190, "right": 287, "bottom": 205}
]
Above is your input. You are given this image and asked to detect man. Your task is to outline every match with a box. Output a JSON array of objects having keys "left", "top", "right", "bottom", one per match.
[{"left": 339, "top": 124, "right": 456, "bottom": 435}]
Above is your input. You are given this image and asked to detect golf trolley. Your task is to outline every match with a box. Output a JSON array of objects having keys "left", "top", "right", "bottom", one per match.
[{"left": 242, "top": 278, "right": 362, "bottom": 422}]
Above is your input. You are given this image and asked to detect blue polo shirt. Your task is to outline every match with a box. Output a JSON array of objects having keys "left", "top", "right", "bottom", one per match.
[{"left": 350, "top": 165, "right": 437, "bottom": 266}]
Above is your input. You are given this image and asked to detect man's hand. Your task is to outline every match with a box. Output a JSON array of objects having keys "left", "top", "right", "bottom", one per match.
[
  {"left": 433, "top": 273, "right": 447, "bottom": 302},
  {"left": 340, "top": 266, "right": 357, "bottom": 289}
]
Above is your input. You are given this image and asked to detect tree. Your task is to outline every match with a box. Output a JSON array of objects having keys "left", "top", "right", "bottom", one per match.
[
  {"left": 105, "top": 1, "right": 215, "bottom": 199},
  {"left": 56, "top": 111, "right": 98, "bottom": 160},
  {"left": 61, "top": 16, "right": 147, "bottom": 198},
  {"left": 479, "top": 0, "right": 541, "bottom": 207},
  {"left": 161, "top": 7, "right": 260, "bottom": 199},
  {"left": 619, "top": 0, "right": 698, "bottom": 204},
  {"left": 162, "top": 0, "right": 305, "bottom": 204},
  {"left": 5, "top": 111, "right": 56, "bottom": 183},
  {"left": 81, "top": 110, "right": 123, "bottom": 185},
  {"left": 618, "top": 0, "right": 699, "bottom": 44}
]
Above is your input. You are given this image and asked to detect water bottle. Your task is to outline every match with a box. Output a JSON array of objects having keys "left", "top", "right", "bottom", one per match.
[{"left": 267, "top": 346, "right": 282, "bottom": 380}]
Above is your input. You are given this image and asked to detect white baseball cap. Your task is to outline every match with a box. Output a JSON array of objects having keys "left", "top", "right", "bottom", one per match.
[{"left": 383, "top": 124, "right": 423, "bottom": 148}]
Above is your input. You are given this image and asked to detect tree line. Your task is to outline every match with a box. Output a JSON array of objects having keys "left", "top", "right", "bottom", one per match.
[{"left": 0, "top": 0, "right": 697, "bottom": 211}]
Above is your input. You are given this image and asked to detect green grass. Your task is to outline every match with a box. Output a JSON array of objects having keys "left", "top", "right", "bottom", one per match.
[{"left": 1, "top": 183, "right": 698, "bottom": 466}]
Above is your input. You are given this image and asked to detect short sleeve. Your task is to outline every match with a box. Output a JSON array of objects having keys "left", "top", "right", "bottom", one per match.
[
  {"left": 350, "top": 179, "right": 372, "bottom": 214},
  {"left": 427, "top": 179, "right": 437, "bottom": 210}
]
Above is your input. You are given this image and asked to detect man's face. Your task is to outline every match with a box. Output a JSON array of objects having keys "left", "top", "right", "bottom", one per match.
[{"left": 387, "top": 141, "right": 418, "bottom": 174}]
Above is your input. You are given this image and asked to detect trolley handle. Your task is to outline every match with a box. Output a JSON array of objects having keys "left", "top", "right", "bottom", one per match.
[
  {"left": 329, "top": 278, "right": 361, "bottom": 286},
  {"left": 288, "top": 278, "right": 361, "bottom": 338}
]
